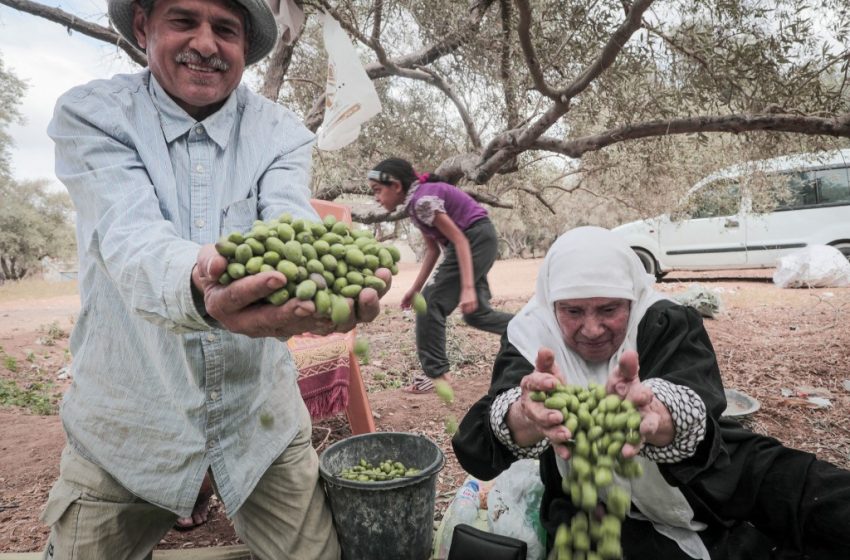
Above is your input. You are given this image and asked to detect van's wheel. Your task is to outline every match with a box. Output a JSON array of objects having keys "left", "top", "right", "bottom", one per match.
[
  {"left": 830, "top": 242, "right": 850, "bottom": 262},
  {"left": 633, "top": 248, "right": 661, "bottom": 279}
]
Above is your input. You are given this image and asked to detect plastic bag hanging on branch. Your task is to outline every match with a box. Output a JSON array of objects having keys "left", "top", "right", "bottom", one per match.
[
  {"left": 266, "top": 0, "right": 305, "bottom": 44},
  {"left": 316, "top": 12, "right": 382, "bottom": 151}
]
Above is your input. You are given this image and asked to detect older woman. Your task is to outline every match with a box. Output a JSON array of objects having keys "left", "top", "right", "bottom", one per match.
[{"left": 452, "top": 226, "right": 850, "bottom": 559}]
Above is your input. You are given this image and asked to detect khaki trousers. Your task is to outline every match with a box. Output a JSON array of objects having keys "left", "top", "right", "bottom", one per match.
[{"left": 41, "top": 406, "right": 340, "bottom": 560}]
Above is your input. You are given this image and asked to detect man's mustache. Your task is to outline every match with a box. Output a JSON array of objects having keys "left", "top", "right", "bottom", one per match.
[{"left": 174, "top": 50, "right": 229, "bottom": 71}]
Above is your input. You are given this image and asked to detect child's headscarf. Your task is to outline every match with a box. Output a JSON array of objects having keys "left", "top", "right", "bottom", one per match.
[{"left": 507, "top": 226, "right": 710, "bottom": 560}]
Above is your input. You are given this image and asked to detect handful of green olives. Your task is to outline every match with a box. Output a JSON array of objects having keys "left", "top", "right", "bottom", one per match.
[
  {"left": 530, "top": 382, "right": 643, "bottom": 560},
  {"left": 337, "top": 457, "right": 421, "bottom": 482},
  {"left": 215, "top": 212, "right": 402, "bottom": 325}
]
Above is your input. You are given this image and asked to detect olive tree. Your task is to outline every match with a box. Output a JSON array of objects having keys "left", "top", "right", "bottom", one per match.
[
  {"left": 0, "top": 54, "right": 76, "bottom": 281},
  {"left": 0, "top": 178, "right": 77, "bottom": 281},
  {"left": 3, "top": 0, "right": 849, "bottom": 233},
  {"left": 0, "top": 55, "right": 24, "bottom": 181}
]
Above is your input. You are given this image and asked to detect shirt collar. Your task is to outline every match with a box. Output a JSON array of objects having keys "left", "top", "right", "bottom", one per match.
[
  {"left": 148, "top": 72, "right": 236, "bottom": 149},
  {"left": 403, "top": 180, "right": 421, "bottom": 212}
]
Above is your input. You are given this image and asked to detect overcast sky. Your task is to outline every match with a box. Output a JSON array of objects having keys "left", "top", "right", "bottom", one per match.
[{"left": 1, "top": 1, "right": 138, "bottom": 191}]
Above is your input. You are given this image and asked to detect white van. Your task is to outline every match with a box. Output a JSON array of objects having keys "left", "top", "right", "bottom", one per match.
[{"left": 612, "top": 149, "right": 850, "bottom": 277}]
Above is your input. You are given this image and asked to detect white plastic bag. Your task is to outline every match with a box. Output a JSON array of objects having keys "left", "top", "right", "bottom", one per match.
[
  {"left": 266, "top": 0, "right": 304, "bottom": 44},
  {"left": 672, "top": 284, "right": 723, "bottom": 318},
  {"left": 773, "top": 245, "right": 850, "bottom": 288},
  {"left": 487, "top": 459, "right": 546, "bottom": 560},
  {"left": 316, "top": 12, "right": 382, "bottom": 151}
]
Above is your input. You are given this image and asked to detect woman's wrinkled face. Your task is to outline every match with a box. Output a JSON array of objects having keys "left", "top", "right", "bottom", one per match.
[{"left": 554, "top": 297, "right": 631, "bottom": 363}]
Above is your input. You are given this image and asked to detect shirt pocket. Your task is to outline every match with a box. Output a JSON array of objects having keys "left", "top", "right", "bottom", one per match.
[{"left": 221, "top": 196, "right": 259, "bottom": 236}]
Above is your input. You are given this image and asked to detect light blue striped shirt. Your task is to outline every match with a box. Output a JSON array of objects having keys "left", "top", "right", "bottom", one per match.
[{"left": 48, "top": 70, "right": 319, "bottom": 517}]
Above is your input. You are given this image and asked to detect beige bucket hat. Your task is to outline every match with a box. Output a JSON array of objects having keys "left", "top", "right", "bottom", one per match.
[{"left": 107, "top": 0, "right": 279, "bottom": 66}]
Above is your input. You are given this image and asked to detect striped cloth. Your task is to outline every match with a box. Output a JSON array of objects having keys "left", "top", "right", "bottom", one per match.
[{"left": 289, "top": 333, "right": 352, "bottom": 420}]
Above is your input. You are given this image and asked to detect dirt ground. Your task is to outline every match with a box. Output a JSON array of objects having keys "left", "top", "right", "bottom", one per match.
[{"left": 1, "top": 260, "right": 849, "bottom": 553}]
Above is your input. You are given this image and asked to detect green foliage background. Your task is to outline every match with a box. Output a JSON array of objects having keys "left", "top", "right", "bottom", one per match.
[{"left": 0, "top": 55, "right": 76, "bottom": 281}]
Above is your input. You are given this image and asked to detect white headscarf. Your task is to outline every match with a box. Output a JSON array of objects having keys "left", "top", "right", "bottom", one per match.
[
  {"left": 507, "top": 226, "right": 710, "bottom": 560},
  {"left": 508, "top": 226, "right": 664, "bottom": 385}
]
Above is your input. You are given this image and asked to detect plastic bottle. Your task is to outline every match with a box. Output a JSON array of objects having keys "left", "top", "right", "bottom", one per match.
[{"left": 436, "top": 479, "right": 480, "bottom": 559}]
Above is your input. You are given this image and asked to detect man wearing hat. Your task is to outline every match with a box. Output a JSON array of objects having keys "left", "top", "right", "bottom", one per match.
[{"left": 41, "top": 1, "right": 372, "bottom": 558}]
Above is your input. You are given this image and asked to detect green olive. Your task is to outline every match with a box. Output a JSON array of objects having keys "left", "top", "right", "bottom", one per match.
[
  {"left": 340, "top": 284, "right": 362, "bottom": 298},
  {"left": 330, "top": 294, "right": 351, "bottom": 325},
  {"left": 226, "top": 262, "right": 246, "bottom": 280},
  {"left": 315, "top": 289, "right": 331, "bottom": 315},
  {"left": 295, "top": 279, "right": 317, "bottom": 300},
  {"left": 412, "top": 292, "right": 427, "bottom": 315},
  {"left": 215, "top": 239, "right": 238, "bottom": 258}
]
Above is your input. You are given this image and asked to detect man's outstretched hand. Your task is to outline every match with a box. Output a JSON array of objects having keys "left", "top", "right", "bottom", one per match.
[{"left": 192, "top": 244, "right": 391, "bottom": 338}]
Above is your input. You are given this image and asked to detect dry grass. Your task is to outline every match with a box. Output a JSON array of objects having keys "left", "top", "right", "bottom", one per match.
[{"left": 0, "top": 279, "right": 78, "bottom": 303}]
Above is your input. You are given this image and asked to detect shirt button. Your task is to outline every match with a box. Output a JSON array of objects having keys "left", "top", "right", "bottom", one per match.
[
  {"left": 206, "top": 333, "right": 216, "bottom": 342},
  {"left": 196, "top": 164, "right": 204, "bottom": 173},
  {"left": 195, "top": 218, "right": 205, "bottom": 228},
  {"left": 207, "top": 440, "right": 215, "bottom": 450},
  {"left": 195, "top": 125, "right": 205, "bottom": 135},
  {"left": 209, "top": 391, "right": 219, "bottom": 401}
]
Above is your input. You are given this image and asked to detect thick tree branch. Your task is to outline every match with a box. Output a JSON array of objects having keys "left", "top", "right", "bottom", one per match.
[
  {"left": 346, "top": 22, "right": 481, "bottom": 150},
  {"left": 513, "top": 184, "right": 556, "bottom": 214},
  {"left": 499, "top": 0, "right": 518, "bottom": 129},
  {"left": 311, "top": 0, "right": 496, "bottom": 75},
  {"left": 530, "top": 113, "right": 850, "bottom": 158},
  {"left": 0, "top": 0, "right": 148, "bottom": 66},
  {"left": 370, "top": 0, "right": 383, "bottom": 45},
  {"left": 644, "top": 22, "right": 750, "bottom": 110},
  {"left": 351, "top": 207, "right": 407, "bottom": 225},
  {"left": 559, "top": 0, "right": 654, "bottom": 100},
  {"left": 514, "top": 0, "right": 558, "bottom": 99},
  {"left": 568, "top": 180, "right": 643, "bottom": 213},
  {"left": 315, "top": 177, "right": 514, "bottom": 223},
  {"left": 304, "top": 0, "right": 497, "bottom": 130},
  {"left": 305, "top": 95, "right": 328, "bottom": 132},
  {"left": 434, "top": 153, "right": 481, "bottom": 185},
  {"left": 473, "top": 0, "right": 655, "bottom": 183},
  {"left": 259, "top": 39, "right": 298, "bottom": 101},
  {"left": 496, "top": 0, "right": 519, "bottom": 172},
  {"left": 417, "top": 68, "right": 482, "bottom": 150}
]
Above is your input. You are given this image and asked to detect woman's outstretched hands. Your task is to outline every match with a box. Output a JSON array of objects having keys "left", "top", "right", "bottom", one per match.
[
  {"left": 508, "top": 347, "right": 573, "bottom": 460},
  {"left": 606, "top": 349, "right": 675, "bottom": 457}
]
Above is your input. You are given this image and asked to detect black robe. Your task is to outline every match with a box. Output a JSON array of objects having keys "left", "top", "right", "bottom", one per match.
[{"left": 452, "top": 300, "right": 850, "bottom": 559}]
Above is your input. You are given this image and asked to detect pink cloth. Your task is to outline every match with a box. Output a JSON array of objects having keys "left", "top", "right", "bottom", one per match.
[{"left": 289, "top": 332, "right": 351, "bottom": 420}]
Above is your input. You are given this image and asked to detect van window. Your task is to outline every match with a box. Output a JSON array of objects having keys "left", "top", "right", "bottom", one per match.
[
  {"left": 772, "top": 167, "right": 850, "bottom": 210},
  {"left": 778, "top": 171, "right": 817, "bottom": 209},
  {"left": 817, "top": 167, "right": 850, "bottom": 204},
  {"left": 686, "top": 180, "right": 740, "bottom": 219}
]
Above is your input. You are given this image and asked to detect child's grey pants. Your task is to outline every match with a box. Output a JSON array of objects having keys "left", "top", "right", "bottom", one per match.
[{"left": 416, "top": 218, "right": 514, "bottom": 378}]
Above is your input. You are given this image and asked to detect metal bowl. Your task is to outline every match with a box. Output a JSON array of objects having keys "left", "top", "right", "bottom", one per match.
[{"left": 722, "top": 388, "right": 761, "bottom": 418}]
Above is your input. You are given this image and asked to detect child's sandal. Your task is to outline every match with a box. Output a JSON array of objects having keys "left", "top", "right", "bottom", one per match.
[{"left": 403, "top": 374, "right": 435, "bottom": 394}]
